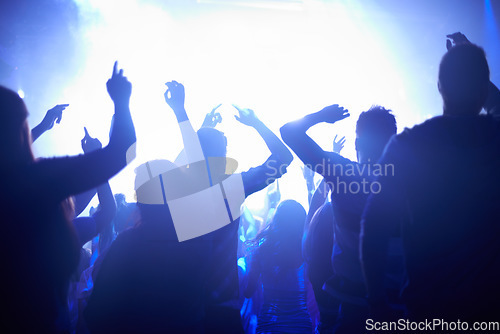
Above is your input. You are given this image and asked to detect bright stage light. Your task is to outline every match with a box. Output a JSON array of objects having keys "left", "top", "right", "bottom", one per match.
[{"left": 60, "top": 0, "right": 425, "bottom": 213}]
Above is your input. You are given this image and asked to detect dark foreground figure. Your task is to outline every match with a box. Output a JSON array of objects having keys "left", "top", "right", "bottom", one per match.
[{"left": 361, "top": 37, "right": 500, "bottom": 321}]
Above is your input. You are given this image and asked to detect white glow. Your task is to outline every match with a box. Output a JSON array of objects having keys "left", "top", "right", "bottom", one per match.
[
  {"left": 17, "top": 89, "right": 24, "bottom": 99},
  {"left": 53, "top": 0, "right": 427, "bottom": 212}
]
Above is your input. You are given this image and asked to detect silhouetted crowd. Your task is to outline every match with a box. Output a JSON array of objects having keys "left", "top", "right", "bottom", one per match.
[{"left": 1, "top": 32, "right": 499, "bottom": 334}]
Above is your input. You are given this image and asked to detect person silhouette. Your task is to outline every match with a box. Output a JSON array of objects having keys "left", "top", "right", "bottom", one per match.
[
  {"left": 0, "top": 61, "right": 135, "bottom": 333},
  {"left": 164, "top": 81, "right": 293, "bottom": 333},
  {"left": 245, "top": 200, "right": 312, "bottom": 334},
  {"left": 360, "top": 35, "right": 500, "bottom": 321},
  {"left": 281, "top": 104, "right": 402, "bottom": 333}
]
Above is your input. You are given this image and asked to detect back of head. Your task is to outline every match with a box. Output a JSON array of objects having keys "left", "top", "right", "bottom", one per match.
[
  {"left": 356, "top": 106, "right": 397, "bottom": 163},
  {"left": 254, "top": 199, "right": 306, "bottom": 270},
  {"left": 438, "top": 44, "right": 489, "bottom": 115},
  {"left": 0, "top": 86, "right": 33, "bottom": 167},
  {"left": 272, "top": 200, "right": 307, "bottom": 241},
  {"left": 197, "top": 127, "right": 227, "bottom": 158}
]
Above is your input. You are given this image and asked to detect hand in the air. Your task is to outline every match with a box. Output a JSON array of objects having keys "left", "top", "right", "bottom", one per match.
[
  {"left": 81, "top": 127, "right": 103, "bottom": 154},
  {"left": 107, "top": 61, "right": 132, "bottom": 105}
]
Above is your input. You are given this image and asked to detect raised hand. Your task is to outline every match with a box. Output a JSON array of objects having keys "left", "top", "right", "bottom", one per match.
[
  {"left": 201, "top": 104, "right": 223, "bottom": 128},
  {"left": 31, "top": 103, "right": 70, "bottom": 142},
  {"left": 446, "top": 32, "right": 471, "bottom": 50},
  {"left": 233, "top": 104, "right": 261, "bottom": 128},
  {"left": 301, "top": 164, "right": 315, "bottom": 184},
  {"left": 81, "top": 127, "right": 103, "bottom": 154},
  {"left": 333, "top": 135, "right": 346, "bottom": 154},
  {"left": 317, "top": 104, "right": 350, "bottom": 124},
  {"left": 40, "top": 104, "right": 69, "bottom": 131},
  {"left": 164, "top": 80, "right": 185, "bottom": 112},
  {"left": 106, "top": 61, "right": 132, "bottom": 106}
]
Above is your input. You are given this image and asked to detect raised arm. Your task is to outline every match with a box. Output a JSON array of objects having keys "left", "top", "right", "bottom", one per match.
[
  {"left": 233, "top": 105, "right": 293, "bottom": 196},
  {"left": 30, "top": 62, "right": 136, "bottom": 203},
  {"left": 80, "top": 129, "right": 117, "bottom": 232},
  {"left": 73, "top": 128, "right": 100, "bottom": 215},
  {"left": 174, "top": 104, "right": 223, "bottom": 165},
  {"left": 164, "top": 81, "right": 205, "bottom": 164},
  {"left": 93, "top": 182, "right": 117, "bottom": 235},
  {"left": 280, "top": 104, "right": 350, "bottom": 175},
  {"left": 31, "top": 104, "right": 69, "bottom": 143},
  {"left": 304, "top": 134, "right": 343, "bottom": 224},
  {"left": 446, "top": 32, "right": 500, "bottom": 116},
  {"left": 234, "top": 105, "right": 293, "bottom": 167}
]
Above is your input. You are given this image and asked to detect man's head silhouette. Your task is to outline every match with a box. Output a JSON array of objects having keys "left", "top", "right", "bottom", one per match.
[
  {"left": 197, "top": 127, "right": 228, "bottom": 178},
  {"left": 197, "top": 127, "right": 227, "bottom": 158},
  {"left": 355, "top": 106, "right": 397, "bottom": 164},
  {"left": 438, "top": 44, "right": 489, "bottom": 116}
]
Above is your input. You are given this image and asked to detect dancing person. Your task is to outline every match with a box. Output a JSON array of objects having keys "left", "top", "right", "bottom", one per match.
[
  {"left": 302, "top": 135, "right": 345, "bottom": 334},
  {"left": 245, "top": 200, "right": 313, "bottom": 334},
  {"left": 281, "top": 105, "right": 403, "bottom": 333},
  {"left": 0, "top": 61, "right": 135, "bottom": 333},
  {"left": 164, "top": 81, "right": 293, "bottom": 333},
  {"left": 361, "top": 35, "right": 500, "bottom": 321},
  {"left": 84, "top": 159, "right": 210, "bottom": 334}
]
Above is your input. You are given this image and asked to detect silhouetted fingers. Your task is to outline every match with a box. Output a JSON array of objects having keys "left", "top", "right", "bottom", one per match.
[
  {"left": 112, "top": 61, "right": 118, "bottom": 77},
  {"left": 165, "top": 81, "right": 175, "bottom": 91},
  {"left": 212, "top": 103, "right": 222, "bottom": 112}
]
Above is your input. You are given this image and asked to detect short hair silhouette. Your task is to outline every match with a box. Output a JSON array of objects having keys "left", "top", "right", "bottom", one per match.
[
  {"left": 438, "top": 44, "right": 489, "bottom": 114},
  {"left": 355, "top": 106, "right": 397, "bottom": 162},
  {"left": 197, "top": 127, "right": 227, "bottom": 158}
]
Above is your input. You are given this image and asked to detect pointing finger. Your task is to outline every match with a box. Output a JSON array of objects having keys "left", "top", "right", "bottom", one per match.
[{"left": 112, "top": 61, "right": 118, "bottom": 77}]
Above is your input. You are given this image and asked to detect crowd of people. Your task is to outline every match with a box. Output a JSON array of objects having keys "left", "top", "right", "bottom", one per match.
[{"left": 1, "top": 32, "right": 499, "bottom": 333}]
